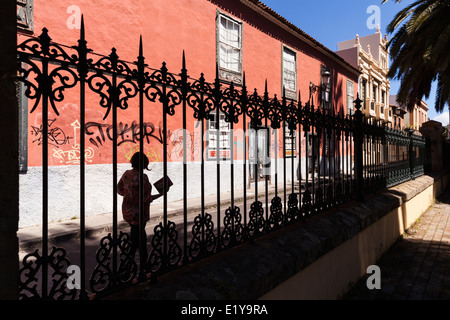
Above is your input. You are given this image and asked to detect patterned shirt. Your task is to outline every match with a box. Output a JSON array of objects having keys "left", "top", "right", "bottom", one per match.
[{"left": 117, "top": 169, "right": 152, "bottom": 225}]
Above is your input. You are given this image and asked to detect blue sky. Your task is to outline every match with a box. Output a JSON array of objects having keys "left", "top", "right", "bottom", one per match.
[{"left": 260, "top": 0, "right": 448, "bottom": 125}]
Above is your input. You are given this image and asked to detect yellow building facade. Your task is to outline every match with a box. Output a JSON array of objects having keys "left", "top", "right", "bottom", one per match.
[{"left": 336, "top": 27, "right": 391, "bottom": 124}]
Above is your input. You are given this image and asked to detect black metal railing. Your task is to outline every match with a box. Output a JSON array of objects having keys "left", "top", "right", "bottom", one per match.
[{"left": 16, "top": 24, "right": 427, "bottom": 300}]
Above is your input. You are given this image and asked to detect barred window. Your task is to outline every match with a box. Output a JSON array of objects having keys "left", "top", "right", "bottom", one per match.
[
  {"left": 284, "top": 123, "right": 296, "bottom": 158},
  {"left": 207, "top": 112, "right": 231, "bottom": 160},
  {"left": 282, "top": 46, "right": 297, "bottom": 100}
]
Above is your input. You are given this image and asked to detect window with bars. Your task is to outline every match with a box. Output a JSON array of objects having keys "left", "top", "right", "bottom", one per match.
[
  {"left": 207, "top": 112, "right": 231, "bottom": 160},
  {"left": 216, "top": 12, "right": 243, "bottom": 84},
  {"left": 284, "top": 123, "right": 296, "bottom": 157},
  {"left": 282, "top": 46, "right": 297, "bottom": 100}
]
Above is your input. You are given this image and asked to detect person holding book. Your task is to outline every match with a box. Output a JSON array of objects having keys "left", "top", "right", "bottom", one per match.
[{"left": 117, "top": 152, "right": 169, "bottom": 262}]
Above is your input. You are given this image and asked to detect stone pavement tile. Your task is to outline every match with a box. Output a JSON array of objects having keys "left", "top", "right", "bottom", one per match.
[{"left": 343, "top": 187, "right": 450, "bottom": 300}]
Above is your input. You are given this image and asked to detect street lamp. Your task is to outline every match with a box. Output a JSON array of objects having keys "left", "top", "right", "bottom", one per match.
[
  {"left": 309, "top": 67, "right": 331, "bottom": 106},
  {"left": 309, "top": 81, "right": 319, "bottom": 103},
  {"left": 321, "top": 67, "right": 331, "bottom": 108}
]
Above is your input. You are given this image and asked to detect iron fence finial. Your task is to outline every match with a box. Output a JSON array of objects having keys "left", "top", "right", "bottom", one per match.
[{"left": 80, "top": 15, "right": 85, "bottom": 40}]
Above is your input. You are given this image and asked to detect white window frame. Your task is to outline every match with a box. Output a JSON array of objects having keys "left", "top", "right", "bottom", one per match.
[
  {"left": 216, "top": 11, "right": 243, "bottom": 84},
  {"left": 282, "top": 46, "right": 297, "bottom": 100},
  {"left": 347, "top": 79, "right": 354, "bottom": 115}
]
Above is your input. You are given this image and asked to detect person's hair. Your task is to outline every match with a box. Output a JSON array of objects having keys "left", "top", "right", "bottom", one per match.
[{"left": 130, "top": 152, "right": 150, "bottom": 170}]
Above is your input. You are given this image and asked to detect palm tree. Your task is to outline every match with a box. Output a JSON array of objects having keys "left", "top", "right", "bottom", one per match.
[{"left": 382, "top": 0, "right": 450, "bottom": 112}]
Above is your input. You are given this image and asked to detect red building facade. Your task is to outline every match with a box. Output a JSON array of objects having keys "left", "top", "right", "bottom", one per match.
[{"left": 17, "top": 0, "right": 359, "bottom": 227}]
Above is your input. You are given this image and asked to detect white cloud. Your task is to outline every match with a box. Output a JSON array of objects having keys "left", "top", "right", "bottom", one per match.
[{"left": 432, "top": 111, "right": 449, "bottom": 126}]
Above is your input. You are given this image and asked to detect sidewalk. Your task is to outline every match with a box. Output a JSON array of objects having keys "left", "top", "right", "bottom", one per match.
[
  {"left": 18, "top": 183, "right": 294, "bottom": 251},
  {"left": 343, "top": 187, "right": 450, "bottom": 300}
]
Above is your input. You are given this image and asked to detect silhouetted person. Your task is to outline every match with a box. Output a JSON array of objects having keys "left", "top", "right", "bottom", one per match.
[{"left": 117, "top": 152, "right": 166, "bottom": 264}]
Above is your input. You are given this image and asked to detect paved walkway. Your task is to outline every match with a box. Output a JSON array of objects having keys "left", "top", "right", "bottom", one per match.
[{"left": 343, "top": 187, "right": 450, "bottom": 300}]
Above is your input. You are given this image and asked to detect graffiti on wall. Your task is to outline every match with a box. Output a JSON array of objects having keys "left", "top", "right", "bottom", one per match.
[
  {"left": 52, "top": 120, "right": 95, "bottom": 165},
  {"left": 30, "top": 116, "right": 179, "bottom": 165},
  {"left": 85, "top": 121, "right": 167, "bottom": 148},
  {"left": 31, "top": 119, "right": 72, "bottom": 147}
]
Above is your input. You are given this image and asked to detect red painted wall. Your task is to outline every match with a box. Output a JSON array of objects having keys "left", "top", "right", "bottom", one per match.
[{"left": 19, "top": 0, "right": 358, "bottom": 167}]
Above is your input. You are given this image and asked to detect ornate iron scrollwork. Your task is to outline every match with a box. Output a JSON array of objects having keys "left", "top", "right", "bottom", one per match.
[
  {"left": 221, "top": 206, "right": 244, "bottom": 248},
  {"left": 302, "top": 188, "right": 312, "bottom": 215},
  {"left": 268, "top": 196, "right": 283, "bottom": 230},
  {"left": 90, "top": 232, "right": 137, "bottom": 294},
  {"left": 221, "top": 82, "right": 243, "bottom": 124},
  {"left": 285, "top": 193, "right": 299, "bottom": 224},
  {"left": 147, "top": 221, "right": 182, "bottom": 273},
  {"left": 187, "top": 74, "right": 215, "bottom": 121},
  {"left": 188, "top": 213, "right": 217, "bottom": 259},
  {"left": 247, "top": 200, "right": 265, "bottom": 238},
  {"left": 19, "top": 247, "right": 77, "bottom": 300}
]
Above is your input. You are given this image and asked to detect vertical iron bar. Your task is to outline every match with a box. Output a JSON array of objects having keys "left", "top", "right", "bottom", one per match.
[
  {"left": 264, "top": 89, "right": 269, "bottom": 227},
  {"left": 282, "top": 92, "right": 286, "bottom": 217},
  {"left": 364, "top": 132, "right": 367, "bottom": 192},
  {"left": 282, "top": 120, "right": 286, "bottom": 216},
  {"left": 322, "top": 112, "right": 327, "bottom": 210},
  {"left": 162, "top": 73, "right": 168, "bottom": 269},
  {"left": 230, "top": 120, "right": 235, "bottom": 235},
  {"left": 305, "top": 130, "right": 309, "bottom": 213},
  {"left": 311, "top": 123, "right": 315, "bottom": 209},
  {"left": 79, "top": 53, "right": 86, "bottom": 299},
  {"left": 353, "top": 95, "right": 364, "bottom": 201},
  {"left": 298, "top": 96, "right": 302, "bottom": 216},
  {"left": 242, "top": 77, "right": 247, "bottom": 238},
  {"left": 292, "top": 127, "right": 295, "bottom": 205},
  {"left": 275, "top": 128, "right": 278, "bottom": 197},
  {"left": 42, "top": 57, "right": 49, "bottom": 300},
  {"left": 181, "top": 52, "right": 188, "bottom": 264},
  {"left": 298, "top": 127, "right": 301, "bottom": 214},
  {"left": 201, "top": 116, "right": 205, "bottom": 250},
  {"left": 255, "top": 123, "right": 259, "bottom": 210},
  {"left": 215, "top": 71, "right": 221, "bottom": 248},
  {"left": 138, "top": 37, "right": 145, "bottom": 278},
  {"left": 330, "top": 111, "right": 339, "bottom": 206},
  {"left": 316, "top": 111, "right": 320, "bottom": 211},
  {"left": 345, "top": 114, "right": 349, "bottom": 199},
  {"left": 77, "top": 18, "right": 88, "bottom": 298},
  {"left": 349, "top": 123, "right": 353, "bottom": 197},
  {"left": 328, "top": 111, "right": 332, "bottom": 207},
  {"left": 111, "top": 58, "right": 118, "bottom": 282},
  {"left": 243, "top": 112, "right": 247, "bottom": 235}
]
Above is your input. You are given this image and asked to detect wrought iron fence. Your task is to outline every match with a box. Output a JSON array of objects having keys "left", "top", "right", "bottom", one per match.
[{"left": 16, "top": 24, "right": 427, "bottom": 300}]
